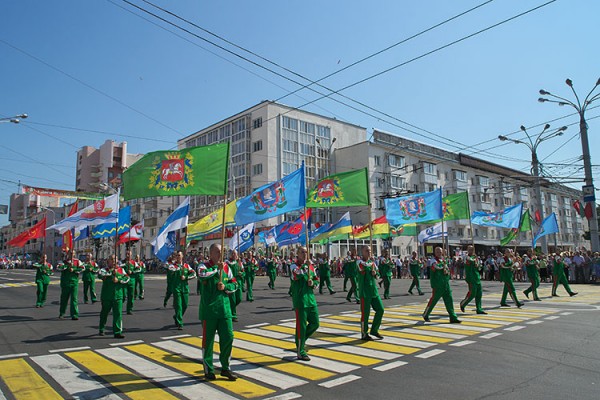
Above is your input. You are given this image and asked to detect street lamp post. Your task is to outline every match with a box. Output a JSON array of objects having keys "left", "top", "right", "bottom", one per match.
[
  {"left": 0, "top": 114, "right": 28, "bottom": 124},
  {"left": 499, "top": 124, "right": 567, "bottom": 253},
  {"left": 539, "top": 78, "right": 600, "bottom": 252}
]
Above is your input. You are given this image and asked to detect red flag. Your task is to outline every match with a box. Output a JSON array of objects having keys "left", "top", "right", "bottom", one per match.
[
  {"left": 534, "top": 210, "right": 542, "bottom": 224},
  {"left": 584, "top": 202, "right": 593, "bottom": 220},
  {"left": 62, "top": 202, "right": 78, "bottom": 251},
  {"left": 8, "top": 217, "right": 47, "bottom": 248},
  {"left": 300, "top": 208, "right": 312, "bottom": 222},
  {"left": 118, "top": 222, "right": 143, "bottom": 245},
  {"left": 572, "top": 200, "right": 584, "bottom": 217}
]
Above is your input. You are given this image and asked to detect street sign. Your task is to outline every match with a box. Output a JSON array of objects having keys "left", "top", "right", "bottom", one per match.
[{"left": 583, "top": 185, "right": 596, "bottom": 202}]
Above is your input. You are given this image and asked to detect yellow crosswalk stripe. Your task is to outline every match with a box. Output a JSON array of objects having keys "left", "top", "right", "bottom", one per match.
[
  {"left": 126, "top": 343, "right": 274, "bottom": 398},
  {"left": 0, "top": 358, "right": 63, "bottom": 400},
  {"left": 319, "top": 321, "right": 452, "bottom": 343},
  {"left": 179, "top": 336, "right": 334, "bottom": 381},
  {"left": 414, "top": 325, "right": 480, "bottom": 335},
  {"left": 65, "top": 350, "right": 177, "bottom": 400}
]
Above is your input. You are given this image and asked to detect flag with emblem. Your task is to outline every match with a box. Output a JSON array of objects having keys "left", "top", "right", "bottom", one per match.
[
  {"left": 8, "top": 217, "right": 47, "bottom": 248},
  {"left": 273, "top": 209, "right": 312, "bottom": 247},
  {"left": 500, "top": 209, "right": 532, "bottom": 246},
  {"left": 122, "top": 143, "right": 229, "bottom": 200},
  {"left": 471, "top": 203, "right": 523, "bottom": 229},
  {"left": 307, "top": 168, "right": 369, "bottom": 208},
  {"left": 48, "top": 193, "right": 119, "bottom": 233},
  {"left": 385, "top": 189, "right": 443, "bottom": 226},
  {"left": 187, "top": 199, "right": 237, "bottom": 242},
  {"left": 229, "top": 223, "right": 255, "bottom": 253}
]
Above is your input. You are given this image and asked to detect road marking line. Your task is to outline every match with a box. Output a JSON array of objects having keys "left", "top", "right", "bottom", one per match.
[
  {"left": 109, "top": 340, "right": 144, "bottom": 347},
  {"left": 373, "top": 361, "right": 408, "bottom": 371},
  {"left": 480, "top": 332, "right": 503, "bottom": 339},
  {"left": 49, "top": 346, "right": 91, "bottom": 353},
  {"left": 560, "top": 312, "right": 573, "bottom": 316},
  {"left": 160, "top": 334, "right": 191, "bottom": 340},
  {"left": 545, "top": 316, "right": 560, "bottom": 320},
  {"left": 246, "top": 322, "right": 268, "bottom": 328},
  {"left": 526, "top": 320, "right": 543, "bottom": 325},
  {"left": 449, "top": 340, "right": 476, "bottom": 347},
  {"left": 0, "top": 353, "right": 28, "bottom": 360},
  {"left": 280, "top": 318, "right": 296, "bottom": 322},
  {"left": 244, "top": 328, "right": 290, "bottom": 340},
  {"left": 263, "top": 392, "right": 302, "bottom": 400},
  {"left": 31, "top": 354, "right": 121, "bottom": 400},
  {"left": 318, "top": 374, "right": 361, "bottom": 388},
  {"left": 400, "top": 328, "right": 465, "bottom": 340},
  {"left": 415, "top": 349, "right": 446, "bottom": 359},
  {"left": 504, "top": 325, "right": 526, "bottom": 331},
  {"left": 0, "top": 358, "right": 63, "bottom": 399}
]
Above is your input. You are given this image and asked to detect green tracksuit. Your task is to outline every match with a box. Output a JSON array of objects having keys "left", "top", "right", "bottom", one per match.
[
  {"left": 58, "top": 259, "right": 84, "bottom": 318},
  {"left": 197, "top": 261, "right": 237, "bottom": 375},
  {"left": 460, "top": 256, "right": 484, "bottom": 313},
  {"left": 423, "top": 258, "right": 459, "bottom": 322},
  {"left": 523, "top": 257, "right": 541, "bottom": 300},
  {"left": 123, "top": 259, "right": 138, "bottom": 313},
  {"left": 244, "top": 258, "right": 259, "bottom": 301},
  {"left": 343, "top": 261, "right": 351, "bottom": 291},
  {"left": 164, "top": 264, "right": 177, "bottom": 306},
  {"left": 227, "top": 260, "right": 243, "bottom": 319},
  {"left": 552, "top": 259, "right": 575, "bottom": 296},
  {"left": 99, "top": 267, "right": 128, "bottom": 335},
  {"left": 318, "top": 260, "right": 335, "bottom": 294},
  {"left": 378, "top": 258, "right": 394, "bottom": 299},
  {"left": 499, "top": 257, "right": 522, "bottom": 306},
  {"left": 267, "top": 259, "right": 277, "bottom": 289},
  {"left": 344, "top": 257, "right": 360, "bottom": 303},
  {"left": 357, "top": 259, "right": 384, "bottom": 337},
  {"left": 291, "top": 262, "right": 319, "bottom": 358},
  {"left": 82, "top": 261, "right": 99, "bottom": 303},
  {"left": 171, "top": 263, "right": 196, "bottom": 328},
  {"left": 34, "top": 262, "right": 53, "bottom": 307},
  {"left": 408, "top": 259, "right": 424, "bottom": 295},
  {"left": 134, "top": 261, "right": 146, "bottom": 299}
]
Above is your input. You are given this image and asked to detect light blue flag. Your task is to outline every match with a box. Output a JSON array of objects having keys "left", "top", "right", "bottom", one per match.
[
  {"left": 91, "top": 206, "right": 131, "bottom": 238},
  {"left": 229, "top": 223, "right": 255, "bottom": 253},
  {"left": 309, "top": 223, "right": 332, "bottom": 241},
  {"left": 152, "top": 198, "right": 189, "bottom": 262},
  {"left": 274, "top": 215, "right": 309, "bottom": 247},
  {"left": 235, "top": 163, "right": 306, "bottom": 225},
  {"left": 74, "top": 226, "right": 89, "bottom": 242},
  {"left": 471, "top": 203, "right": 523, "bottom": 229},
  {"left": 385, "top": 189, "right": 443, "bottom": 226},
  {"left": 532, "top": 213, "right": 559, "bottom": 248}
]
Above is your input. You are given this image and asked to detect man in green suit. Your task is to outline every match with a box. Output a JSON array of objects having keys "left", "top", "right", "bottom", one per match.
[
  {"left": 82, "top": 252, "right": 99, "bottom": 304},
  {"left": 58, "top": 249, "right": 84, "bottom": 320},
  {"left": 357, "top": 246, "right": 384, "bottom": 340},
  {"left": 423, "top": 247, "right": 461, "bottom": 323},
  {"left": 408, "top": 252, "right": 424, "bottom": 295},
  {"left": 170, "top": 251, "right": 196, "bottom": 330},
  {"left": 318, "top": 255, "right": 336, "bottom": 295},
  {"left": 98, "top": 255, "right": 129, "bottom": 338},
  {"left": 378, "top": 250, "right": 394, "bottom": 299},
  {"left": 523, "top": 249, "right": 541, "bottom": 301},
  {"left": 34, "top": 254, "right": 53, "bottom": 308},
  {"left": 460, "top": 245, "right": 486, "bottom": 314}
]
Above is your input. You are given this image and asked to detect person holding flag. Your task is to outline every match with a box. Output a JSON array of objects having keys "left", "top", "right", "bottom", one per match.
[
  {"left": 498, "top": 249, "right": 524, "bottom": 308},
  {"left": 33, "top": 254, "right": 53, "bottom": 308},
  {"left": 460, "top": 245, "right": 486, "bottom": 314},
  {"left": 57, "top": 249, "right": 85, "bottom": 320},
  {"left": 423, "top": 246, "right": 461, "bottom": 324},
  {"left": 197, "top": 244, "right": 238, "bottom": 381},
  {"left": 266, "top": 255, "right": 278, "bottom": 289},
  {"left": 82, "top": 252, "right": 100, "bottom": 304},
  {"left": 134, "top": 255, "right": 146, "bottom": 300},
  {"left": 408, "top": 251, "right": 424, "bottom": 295},
  {"left": 98, "top": 254, "right": 129, "bottom": 338},
  {"left": 290, "top": 246, "right": 319, "bottom": 361},
  {"left": 227, "top": 250, "right": 243, "bottom": 322},
  {"left": 344, "top": 249, "right": 360, "bottom": 304},
  {"left": 552, "top": 253, "right": 578, "bottom": 297},
  {"left": 378, "top": 250, "right": 394, "bottom": 300},
  {"left": 243, "top": 252, "right": 259, "bottom": 302},
  {"left": 122, "top": 250, "right": 138, "bottom": 315},
  {"left": 170, "top": 251, "right": 196, "bottom": 330},
  {"left": 318, "top": 254, "right": 336, "bottom": 295},
  {"left": 357, "top": 246, "right": 384, "bottom": 340},
  {"left": 523, "top": 249, "right": 542, "bottom": 301}
]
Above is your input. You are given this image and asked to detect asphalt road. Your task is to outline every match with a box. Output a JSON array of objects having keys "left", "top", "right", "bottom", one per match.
[{"left": 0, "top": 269, "right": 598, "bottom": 399}]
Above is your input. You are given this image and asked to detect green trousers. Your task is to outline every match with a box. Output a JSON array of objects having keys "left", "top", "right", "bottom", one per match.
[
  {"left": 552, "top": 272, "right": 574, "bottom": 296},
  {"left": 423, "top": 286, "right": 458, "bottom": 321},
  {"left": 268, "top": 270, "right": 277, "bottom": 289},
  {"left": 99, "top": 298, "right": 123, "bottom": 335},
  {"left": 343, "top": 276, "right": 350, "bottom": 291},
  {"left": 382, "top": 276, "right": 392, "bottom": 299},
  {"left": 126, "top": 278, "right": 136, "bottom": 313},
  {"left": 319, "top": 275, "right": 335, "bottom": 294},
  {"left": 83, "top": 279, "right": 97, "bottom": 303},
  {"left": 295, "top": 306, "right": 319, "bottom": 357},
  {"left": 35, "top": 280, "right": 49, "bottom": 307},
  {"left": 202, "top": 318, "right": 234, "bottom": 374},
  {"left": 229, "top": 289, "right": 242, "bottom": 318},
  {"left": 501, "top": 279, "right": 521, "bottom": 305},
  {"left": 460, "top": 281, "right": 483, "bottom": 312},
  {"left": 361, "top": 296, "right": 384, "bottom": 337},
  {"left": 173, "top": 291, "right": 189, "bottom": 327},
  {"left": 59, "top": 283, "right": 79, "bottom": 318},
  {"left": 524, "top": 274, "right": 541, "bottom": 300},
  {"left": 165, "top": 284, "right": 173, "bottom": 306},
  {"left": 345, "top": 277, "right": 359, "bottom": 302},
  {"left": 134, "top": 274, "right": 145, "bottom": 299},
  {"left": 408, "top": 271, "right": 422, "bottom": 294},
  {"left": 245, "top": 274, "right": 255, "bottom": 301}
]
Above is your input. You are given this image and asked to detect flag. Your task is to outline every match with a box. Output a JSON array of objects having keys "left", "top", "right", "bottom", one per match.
[
  {"left": 442, "top": 192, "right": 470, "bottom": 221},
  {"left": 384, "top": 189, "right": 443, "bottom": 226},
  {"left": 532, "top": 213, "right": 559, "bottom": 248},
  {"left": 309, "top": 223, "right": 332, "bottom": 242},
  {"left": 62, "top": 202, "right": 78, "bottom": 251},
  {"left": 274, "top": 210, "right": 312, "bottom": 247},
  {"left": 471, "top": 203, "right": 523, "bottom": 229},
  {"left": 48, "top": 193, "right": 119, "bottom": 233},
  {"left": 258, "top": 230, "right": 277, "bottom": 246},
  {"left": 187, "top": 199, "right": 237, "bottom": 242},
  {"left": 7, "top": 217, "right": 47, "bottom": 248},
  {"left": 90, "top": 206, "right": 131, "bottom": 239},
  {"left": 500, "top": 209, "right": 532, "bottom": 246},
  {"left": 74, "top": 226, "right": 89, "bottom": 242},
  {"left": 390, "top": 223, "right": 418, "bottom": 237},
  {"left": 306, "top": 168, "right": 369, "bottom": 208},
  {"left": 418, "top": 222, "right": 448, "bottom": 244},
  {"left": 534, "top": 209, "right": 542, "bottom": 224},
  {"left": 352, "top": 215, "right": 417, "bottom": 240},
  {"left": 118, "top": 221, "right": 144, "bottom": 245},
  {"left": 572, "top": 200, "right": 584, "bottom": 217},
  {"left": 311, "top": 212, "right": 352, "bottom": 242},
  {"left": 229, "top": 223, "right": 255, "bottom": 253},
  {"left": 584, "top": 202, "right": 593, "bottom": 220},
  {"left": 151, "top": 198, "right": 189, "bottom": 262},
  {"left": 235, "top": 163, "right": 306, "bottom": 225},
  {"left": 122, "top": 143, "right": 230, "bottom": 200},
  {"left": 0, "top": 204, "right": 8, "bottom": 214}
]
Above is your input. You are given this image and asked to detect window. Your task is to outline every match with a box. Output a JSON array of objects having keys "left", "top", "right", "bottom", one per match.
[
  {"left": 503, "top": 197, "right": 512, "bottom": 206},
  {"left": 252, "top": 164, "right": 263, "bottom": 176},
  {"left": 373, "top": 155, "right": 381, "bottom": 167},
  {"left": 252, "top": 140, "right": 263, "bottom": 152},
  {"left": 376, "top": 198, "right": 385, "bottom": 209},
  {"left": 282, "top": 116, "right": 298, "bottom": 130},
  {"left": 422, "top": 162, "right": 436, "bottom": 175},
  {"left": 388, "top": 154, "right": 405, "bottom": 168},
  {"left": 390, "top": 175, "right": 406, "bottom": 189},
  {"left": 299, "top": 121, "right": 315, "bottom": 134},
  {"left": 453, "top": 170, "right": 467, "bottom": 182},
  {"left": 479, "top": 193, "right": 491, "bottom": 203},
  {"left": 457, "top": 228, "right": 464, "bottom": 237},
  {"left": 317, "top": 125, "right": 330, "bottom": 138},
  {"left": 478, "top": 176, "right": 490, "bottom": 188},
  {"left": 252, "top": 118, "right": 263, "bottom": 129},
  {"left": 375, "top": 177, "right": 383, "bottom": 188}
]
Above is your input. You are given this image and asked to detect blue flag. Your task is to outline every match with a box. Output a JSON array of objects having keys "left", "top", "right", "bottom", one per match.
[
  {"left": 91, "top": 206, "right": 131, "bottom": 238},
  {"left": 309, "top": 223, "right": 332, "bottom": 242},
  {"left": 229, "top": 223, "right": 255, "bottom": 253},
  {"left": 471, "top": 203, "right": 523, "bottom": 229},
  {"left": 235, "top": 163, "right": 306, "bottom": 225},
  {"left": 152, "top": 198, "right": 189, "bottom": 262},
  {"left": 155, "top": 231, "right": 177, "bottom": 263},
  {"left": 274, "top": 214, "right": 309, "bottom": 247},
  {"left": 385, "top": 189, "right": 443, "bottom": 226},
  {"left": 74, "top": 226, "right": 89, "bottom": 242},
  {"left": 532, "top": 213, "right": 559, "bottom": 248}
]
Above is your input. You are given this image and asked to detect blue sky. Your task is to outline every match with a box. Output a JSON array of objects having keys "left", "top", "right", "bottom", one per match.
[{"left": 1, "top": 0, "right": 599, "bottom": 227}]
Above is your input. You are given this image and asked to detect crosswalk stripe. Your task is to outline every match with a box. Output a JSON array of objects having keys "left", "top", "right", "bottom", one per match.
[
  {"left": 97, "top": 346, "right": 237, "bottom": 400},
  {"left": 0, "top": 358, "right": 63, "bottom": 400},
  {"left": 396, "top": 328, "right": 465, "bottom": 340},
  {"left": 373, "top": 360, "right": 408, "bottom": 371},
  {"left": 30, "top": 354, "right": 121, "bottom": 400},
  {"left": 460, "top": 314, "right": 525, "bottom": 322},
  {"left": 263, "top": 393, "right": 302, "bottom": 400},
  {"left": 457, "top": 317, "right": 511, "bottom": 325},
  {"left": 416, "top": 325, "right": 482, "bottom": 335},
  {"left": 318, "top": 321, "right": 453, "bottom": 343},
  {"left": 151, "top": 339, "right": 308, "bottom": 390},
  {"left": 415, "top": 349, "right": 445, "bottom": 359},
  {"left": 318, "top": 374, "right": 361, "bottom": 388},
  {"left": 125, "top": 344, "right": 275, "bottom": 398},
  {"left": 65, "top": 350, "right": 178, "bottom": 400},
  {"left": 179, "top": 337, "right": 334, "bottom": 381}
]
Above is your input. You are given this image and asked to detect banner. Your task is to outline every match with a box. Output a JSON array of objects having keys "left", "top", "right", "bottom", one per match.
[
  {"left": 418, "top": 222, "right": 448, "bottom": 244},
  {"left": 229, "top": 223, "right": 255, "bottom": 253},
  {"left": 21, "top": 185, "right": 103, "bottom": 200},
  {"left": 384, "top": 189, "right": 443, "bottom": 226},
  {"left": 307, "top": 168, "right": 369, "bottom": 208},
  {"left": 471, "top": 203, "right": 523, "bottom": 229},
  {"left": 91, "top": 206, "right": 131, "bottom": 239},
  {"left": 311, "top": 212, "right": 352, "bottom": 242},
  {"left": 187, "top": 199, "right": 237, "bottom": 242},
  {"left": 48, "top": 193, "right": 119, "bottom": 233},
  {"left": 273, "top": 210, "right": 311, "bottom": 247},
  {"left": 500, "top": 209, "right": 532, "bottom": 246},
  {"left": 7, "top": 217, "right": 47, "bottom": 248},
  {"left": 118, "top": 221, "right": 144, "bottom": 245},
  {"left": 532, "top": 213, "right": 559, "bottom": 248},
  {"left": 152, "top": 198, "right": 190, "bottom": 262}
]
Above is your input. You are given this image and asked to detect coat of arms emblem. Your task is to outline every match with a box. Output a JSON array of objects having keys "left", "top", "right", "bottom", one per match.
[
  {"left": 149, "top": 152, "right": 194, "bottom": 192},
  {"left": 251, "top": 181, "right": 287, "bottom": 214},
  {"left": 398, "top": 197, "right": 427, "bottom": 220},
  {"left": 310, "top": 177, "right": 344, "bottom": 205}
]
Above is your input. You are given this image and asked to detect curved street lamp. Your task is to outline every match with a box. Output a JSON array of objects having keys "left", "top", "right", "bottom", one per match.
[{"left": 0, "top": 113, "right": 28, "bottom": 124}]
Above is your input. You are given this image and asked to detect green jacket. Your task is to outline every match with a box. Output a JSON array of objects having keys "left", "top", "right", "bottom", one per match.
[
  {"left": 243, "top": 259, "right": 259, "bottom": 276},
  {"left": 358, "top": 259, "right": 380, "bottom": 299},
  {"left": 82, "top": 261, "right": 99, "bottom": 282},
  {"left": 34, "top": 262, "right": 53, "bottom": 284},
  {"left": 429, "top": 258, "right": 451, "bottom": 289},
  {"left": 409, "top": 259, "right": 422, "bottom": 276},
  {"left": 318, "top": 261, "right": 331, "bottom": 278},
  {"left": 100, "top": 267, "right": 129, "bottom": 302},
  {"left": 228, "top": 260, "right": 244, "bottom": 282},
  {"left": 464, "top": 256, "right": 481, "bottom": 284},
  {"left": 170, "top": 263, "right": 196, "bottom": 294},
  {"left": 122, "top": 259, "right": 138, "bottom": 283},
  {"left": 58, "top": 259, "right": 84, "bottom": 286},
  {"left": 344, "top": 258, "right": 358, "bottom": 278},
  {"left": 290, "top": 263, "right": 318, "bottom": 309},
  {"left": 498, "top": 257, "right": 515, "bottom": 282},
  {"left": 197, "top": 261, "right": 237, "bottom": 320},
  {"left": 378, "top": 258, "right": 394, "bottom": 278},
  {"left": 524, "top": 256, "right": 539, "bottom": 278}
]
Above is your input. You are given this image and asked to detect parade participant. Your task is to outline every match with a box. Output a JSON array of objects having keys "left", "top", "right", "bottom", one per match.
[
  {"left": 342, "top": 252, "right": 351, "bottom": 291},
  {"left": 227, "top": 250, "right": 243, "bottom": 322},
  {"left": 197, "top": 244, "right": 238, "bottom": 381},
  {"left": 357, "top": 246, "right": 384, "bottom": 340},
  {"left": 318, "top": 254, "right": 336, "bottom": 295},
  {"left": 523, "top": 250, "right": 542, "bottom": 301},
  {"left": 552, "top": 253, "right": 578, "bottom": 297},
  {"left": 378, "top": 250, "right": 394, "bottom": 299},
  {"left": 408, "top": 251, "right": 424, "bottom": 295},
  {"left": 98, "top": 254, "right": 129, "bottom": 338},
  {"left": 423, "top": 246, "right": 461, "bottom": 323},
  {"left": 460, "top": 246, "right": 486, "bottom": 314},
  {"left": 243, "top": 252, "right": 259, "bottom": 302},
  {"left": 164, "top": 254, "right": 176, "bottom": 307},
  {"left": 122, "top": 250, "right": 137, "bottom": 315},
  {"left": 290, "top": 246, "right": 319, "bottom": 361},
  {"left": 82, "top": 252, "right": 99, "bottom": 304},
  {"left": 134, "top": 255, "right": 146, "bottom": 300},
  {"left": 266, "top": 255, "right": 277, "bottom": 289},
  {"left": 498, "top": 249, "right": 524, "bottom": 307},
  {"left": 34, "top": 254, "right": 53, "bottom": 308},
  {"left": 57, "top": 249, "right": 85, "bottom": 320},
  {"left": 344, "top": 249, "right": 360, "bottom": 304},
  {"left": 170, "top": 251, "right": 196, "bottom": 330}
]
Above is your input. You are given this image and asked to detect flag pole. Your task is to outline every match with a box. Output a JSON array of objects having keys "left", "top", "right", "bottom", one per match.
[
  {"left": 220, "top": 195, "right": 227, "bottom": 264},
  {"left": 304, "top": 206, "right": 311, "bottom": 262},
  {"left": 236, "top": 226, "right": 240, "bottom": 254},
  {"left": 368, "top": 203, "right": 374, "bottom": 256}
]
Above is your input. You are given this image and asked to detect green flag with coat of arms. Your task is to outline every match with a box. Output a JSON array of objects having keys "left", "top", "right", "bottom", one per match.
[{"left": 306, "top": 168, "right": 370, "bottom": 208}]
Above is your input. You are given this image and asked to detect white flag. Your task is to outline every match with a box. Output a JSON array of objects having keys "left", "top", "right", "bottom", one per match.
[
  {"left": 229, "top": 223, "right": 255, "bottom": 253},
  {"left": 418, "top": 222, "right": 447, "bottom": 244},
  {"left": 47, "top": 193, "right": 120, "bottom": 233}
]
